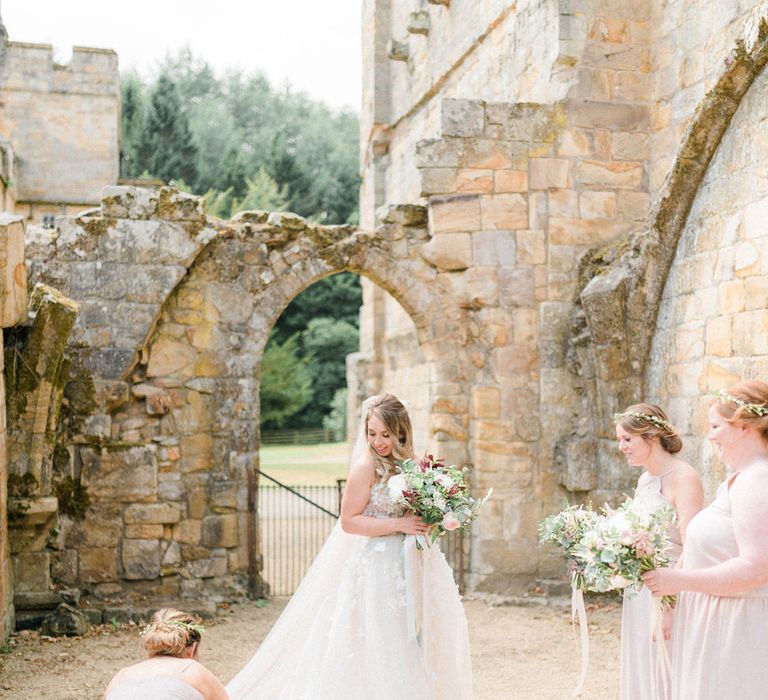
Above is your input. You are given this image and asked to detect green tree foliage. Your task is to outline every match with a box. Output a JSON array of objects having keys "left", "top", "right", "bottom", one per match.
[
  {"left": 271, "top": 273, "right": 362, "bottom": 345},
  {"left": 136, "top": 74, "right": 199, "bottom": 185},
  {"left": 121, "top": 48, "right": 360, "bottom": 224},
  {"left": 120, "top": 50, "right": 364, "bottom": 431},
  {"left": 120, "top": 73, "right": 147, "bottom": 178},
  {"left": 290, "top": 317, "right": 359, "bottom": 429},
  {"left": 232, "top": 167, "right": 289, "bottom": 214},
  {"left": 259, "top": 335, "right": 313, "bottom": 430},
  {"left": 323, "top": 388, "right": 348, "bottom": 441}
]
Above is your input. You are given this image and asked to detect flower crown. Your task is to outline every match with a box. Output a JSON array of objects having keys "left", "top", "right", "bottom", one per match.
[
  {"left": 714, "top": 389, "right": 768, "bottom": 416},
  {"left": 140, "top": 619, "right": 205, "bottom": 638},
  {"left": 613, "top": 411, "right": 674, "bottom": 432}
]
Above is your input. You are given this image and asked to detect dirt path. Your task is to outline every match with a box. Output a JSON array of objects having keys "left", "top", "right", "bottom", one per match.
[{"left": 0, "top": 598, "right": 621, "bottom": 699}]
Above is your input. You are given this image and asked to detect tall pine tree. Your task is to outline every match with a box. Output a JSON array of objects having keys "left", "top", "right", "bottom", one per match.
[{"left": 137, "top": 74, "right": 198, "bottom": 184}]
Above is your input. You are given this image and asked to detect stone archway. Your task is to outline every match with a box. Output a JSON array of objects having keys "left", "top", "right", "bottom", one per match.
[
  {"left": 137, "top": 204, "right": 473, "bottom": 596},
  {"left": 17, "top": 187, "right": 474, "bottom": 603}
]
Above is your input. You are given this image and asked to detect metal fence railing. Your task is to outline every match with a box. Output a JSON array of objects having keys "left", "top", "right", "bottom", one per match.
[
  {"left": 257, "top": 473, "right": 469, "bottom": 596},
  {"left": 261, "top": 428, "right": 342, "bottom": 446}
]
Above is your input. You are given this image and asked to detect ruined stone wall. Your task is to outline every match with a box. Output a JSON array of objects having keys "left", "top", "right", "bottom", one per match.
[
  {"left": 359, "top": 0, "right": 768, "bottom": 594},
  {"left": 649, "top": 2, "right": 765, "bottom": 192},
  {"left": 9, "top": 187, "right": 477, "bottom": 616},
  {"left": 0, "top": 212, "right": 29, "bottom": 641},
  {"left": 0, "top": 41, "right": 119, "bottom": 216},
  {"left": 646, "top": 53, "right": 768, "bottom": 498}
]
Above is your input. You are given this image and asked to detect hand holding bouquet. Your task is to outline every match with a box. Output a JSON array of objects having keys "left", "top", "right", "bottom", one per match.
[{"left": 388, "top": 454, "right": 491, "bottom": 543}]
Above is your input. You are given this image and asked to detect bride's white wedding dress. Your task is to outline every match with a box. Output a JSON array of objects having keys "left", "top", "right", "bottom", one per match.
[{"left": 227, "top": 477, "right": 473, "bottom": 700}]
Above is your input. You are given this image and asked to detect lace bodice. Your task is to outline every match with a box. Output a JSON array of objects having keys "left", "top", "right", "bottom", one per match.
[{"left": 362, "top": 479, "right": 407, "bottom": 518}]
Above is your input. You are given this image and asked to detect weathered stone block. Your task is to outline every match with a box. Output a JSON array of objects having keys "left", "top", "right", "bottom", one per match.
[
  {"left": 480, "top": 194, "right": 528, "bottom": 230},
  {"left": 122, "top": 539, "right": 161, "bottom": 580},
  {"left": 407, "top": 10, "right": 430, "bottom": 34},
  {"left": 187, "top": 555, "right": 228, "bottom": 579},
  {"left": 146, "top": 337, "right": 197, "bottom": 377},
  {"left": 429, "top": 195, "right": 481, "bottom": 234},
  {"left": 0, "top": 213, "right": 28, "bottom": 327},
  {"left": 420, "top": 167, "right": 458, "bottom": 195},
  {"left": 125, "top": 524, "right": 164, "bottom": 539},
  {"left": 387, "top": 39, "right": 409, "bottom": 62},
  {"left": 101, "top": 186, "right": 158, "bottom": 219},
  {"left": 156, "top": 187, "right": 206, "bottom": 222},
  {"left": 201, "top": 514, "right": 239, "bottom": 548},
  {"left": 498, "top": 267, "right": 535, "bottom": 307},
  {"left": 124, "top": 503, "right": 182, "bottom": 525},
  {"left": 580, "top": 191, "right": 617, "bottom": 218},
  {"left": 529, "top": 159, "right": 571, "bottom": 189},
  {"left": 420, "top": 233, "right": 472, "bottom": 271},
  {"left": 81, "top": 445, "right": 157, "bottom": 503},
  {"left": 575, "top": 160, "right": 644, "bottom": 189},
  {"left": 13, "top": 551, "right": 50, "bottom": 592},
  {"left": 442, "top": 99, "right": 485, "bottom": 138},
  {"left": 456, "top": 169, "right": 493, "bottom": 193},
  {"left": 79, "top": 547, "right": 118, "bottom": 584},
  {"left": 472, "top": 230, "right": 516, "bottom": 266},
  {"left": 494, "top": 170, "right": 528, "bottom": 193},
  {"left": 51, "top": 550, "right": 78, "bottom": 586},
  {"left": 174, "top": 519, "right": 202, "bottom": 545},
  {"left": 471, "top": 387, "right": 501, "bottom": 419},
  {"left": 40, "top": 603, "right": 90, "bottom": 637},
  {"left": 516, "top": 230, "right": 546, "bottom": 265}
]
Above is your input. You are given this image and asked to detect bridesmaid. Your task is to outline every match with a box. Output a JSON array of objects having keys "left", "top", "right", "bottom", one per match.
[
  {"left": 644, "top": 381, "right": 768, "bottom": 699},
  {"left": 615, "top": 405, "right": 703, "bottom": 700}
]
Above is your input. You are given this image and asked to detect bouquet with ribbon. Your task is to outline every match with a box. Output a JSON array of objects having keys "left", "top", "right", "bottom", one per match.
[
  {"left": 539, "top": 499, "right": 676, "bottom": 696},
  {"left": 388, "top": 454, "right": 491, "bottom": 544}
]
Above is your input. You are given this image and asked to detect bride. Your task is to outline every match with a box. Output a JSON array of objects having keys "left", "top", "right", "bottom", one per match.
[{"left": 227, "top": 393, "right": 473, "bottom": 699}]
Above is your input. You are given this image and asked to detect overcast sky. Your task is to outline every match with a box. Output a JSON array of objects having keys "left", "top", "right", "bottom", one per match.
[{"left": 1, "top": 0, "right": 362, "bottom": 111}]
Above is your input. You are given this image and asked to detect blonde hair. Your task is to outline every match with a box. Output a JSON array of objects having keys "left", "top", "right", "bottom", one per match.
[
  {"left": 614, "top": 403, "right": 682, "bottom": 454},
  {"left": 364, "top": 393, "right": 414, "bottom": 478},
  {"left": 712, "top": 380, "right": 768, "bottom": 441},
  {"left": 141, "top": 608, "right": 203, "bottom": 657}
]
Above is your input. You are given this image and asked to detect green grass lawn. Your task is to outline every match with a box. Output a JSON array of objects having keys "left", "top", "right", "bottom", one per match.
[{"left": 259, "top": 442, "right": 349, "bottom": 485}]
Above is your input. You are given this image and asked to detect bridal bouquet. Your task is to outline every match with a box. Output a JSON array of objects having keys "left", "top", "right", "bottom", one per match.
[
  {"left": 388, "top": 454, "right": 491, "bottom": 542},
  {"left": 540, "top": 498, "right": 676, "bottom": 602},
  {"left": 538, "top": 503, "right": 600, "bottom": 590},
  {"left": 573, "top": 498, "right": 676, "bottom": 609},
  {"left": 540, "top": 499, "right": 676, "bottom": 695}
]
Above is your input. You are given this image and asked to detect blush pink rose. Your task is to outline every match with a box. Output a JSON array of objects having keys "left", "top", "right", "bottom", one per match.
[{"left": 442, "top": 513, "right": 461, "bottom": 531}]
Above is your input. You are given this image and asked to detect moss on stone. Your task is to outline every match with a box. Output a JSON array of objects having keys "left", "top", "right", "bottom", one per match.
[
  {"left": 53, "top": 476, "right": 91, "bottom": 521},
  {"left": 77, "top": 216, "right": 117, "bottom": 237}
]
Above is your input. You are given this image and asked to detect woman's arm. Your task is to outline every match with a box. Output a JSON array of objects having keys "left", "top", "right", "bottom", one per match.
[
  {"left": 645, "top": 469, "right": 768, "bottom": 596},
  {"left": 196, "top": 665, "right": 230, "bottom": 700},
  {"left": 340, "top": 462, "right": 430, "bottom": 537},
  {"left": 670, "top": 466, "right": 704, "bottom": 542}
]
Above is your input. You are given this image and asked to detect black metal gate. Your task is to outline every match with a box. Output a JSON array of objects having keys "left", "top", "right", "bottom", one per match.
[{"left": 257, "top": 471, "right": 468, "bottom": 596}]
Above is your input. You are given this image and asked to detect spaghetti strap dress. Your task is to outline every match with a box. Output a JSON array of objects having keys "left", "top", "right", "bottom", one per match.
[
  {"left": 671, "top": 474, "right": 768, "bottom": 699},
  {"left": 620, "top": 468, "right": 682, "bottom": 700}
]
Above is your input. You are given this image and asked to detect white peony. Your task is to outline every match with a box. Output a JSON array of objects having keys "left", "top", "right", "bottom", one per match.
[
  {"left": 435, "top": 474, "right": 454, "bottom": 488},
  {"left": 387, "top": 474, "right": 407, "bottom": 499}
]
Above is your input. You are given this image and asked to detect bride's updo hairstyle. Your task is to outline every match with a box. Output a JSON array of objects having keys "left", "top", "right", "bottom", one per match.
[
  {"left": 712, "top": 380, "right": 768, "bottom": 441},
  {"left": 364, "top": 393, "right": 414, "bottom": 478},
  {"left": 141, "top": 608, "right": 203, "bottom": 657},
  {"left": 614, "top": 403, "right": 682, "bottom": 454}
]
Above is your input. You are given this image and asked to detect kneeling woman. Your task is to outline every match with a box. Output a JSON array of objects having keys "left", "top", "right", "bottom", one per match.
[{"left": 103, "top": 608, "right": 229, "bottom": 700}]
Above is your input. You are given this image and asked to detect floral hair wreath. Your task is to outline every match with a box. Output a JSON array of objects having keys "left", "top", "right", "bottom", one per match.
[
  {"left": 140, "top": 619, "right": 205, "bottom": 638},
  {"left": 612, "top": 411, "right": 674, "bottom": 432},
  {"left": 714, "top": 389, "right": 768, "bottom": 416}
]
